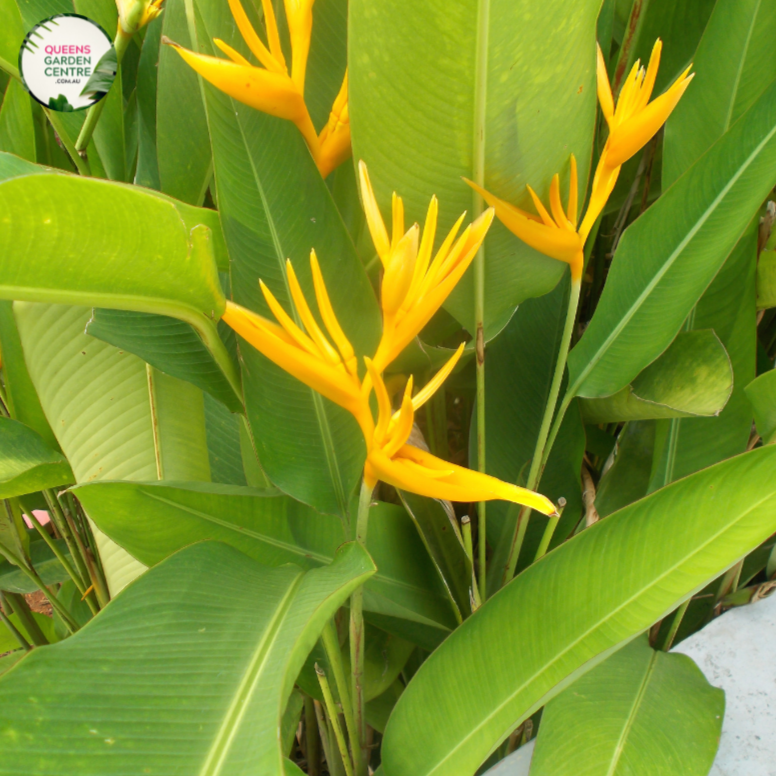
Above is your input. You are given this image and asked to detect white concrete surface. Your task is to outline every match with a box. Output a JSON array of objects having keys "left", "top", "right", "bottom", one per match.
[{"left": 483, "top": 592, "right": 776, "bottom": 775}]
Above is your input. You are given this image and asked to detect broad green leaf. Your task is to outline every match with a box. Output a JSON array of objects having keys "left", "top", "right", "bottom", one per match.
[
  {"left": 281, "top": 691, "right": 303, "bottom": 757},
  {"left": 745, "top": 369, "right": 776, "bottom": 444},
  {"left": 595, "top": 421, "right": 655, "bottom": 518},
  {"left": 0, "top": 651, "right": 23, "bottom": 676},
  {"left": 757, "top": 250, "right": 776, "bottom": 309},
  {"left": 0, "top": 611, "right": 59, "bottom": 653},
  {"left": 472, "top": 278, "right": 585, "bottom": 593},
  {"left": 0, "top": 301, "right": 58, "bottom": 450},
  {"left": 0, "top": 537, "right": 73, "bottom": 594},
  {"left": 157, "top": 0, "right": 212, "bottom": 204},
  {"left": 568, "top": 77, "right": 776, "bottom": 400},
  {"left": 0, "top": 540, "right": 375, "bottom": 775},
  {"left": 649, "top": 223, "right": 757, "bottom": 486},
  {"left": 663, "top": 0, "right": 776, "bottom": 188},
  {"left": 0, "top": 417, "right": 73, "bottom": 499},
  {"left": 530, "top": 636, "right": 724, "bottom": 776},
  {"left": 0, "top": 171, "right": 224, "bottom": 315},
  {"left": 72, "top": 480, "right": 458, "bottom": 636},
  {"left": 381, "top": 444, "right": 776, "bottom": 776},
  {"left": 0, "top": 79, "right": 35, "bottom": 163},
  {"left": 579, "top": 330, "right": 733, "bottom": 423},
  {"left": 399, "top": 491, "right": 472, "bottom": 622},
  {"left": 350, "top": 0, "right": 599, "bottom": 336},
  {"left": 86, "top": 308, "right": 242, "bottom": 412},
  {"left": 15, "top": 303, "right": 211, "bottom": 594},
  {"left": 191, "top": 0, "right": 381, "bottom": 517}
]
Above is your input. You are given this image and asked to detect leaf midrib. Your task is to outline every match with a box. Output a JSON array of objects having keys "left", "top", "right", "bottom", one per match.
[
  {"left": 425, "top": 484, "right": 776, "bottom": 775},
  {"left": 570, "top": 119, "right": 776, "bottom": 399},
  {"left": 198, "top": 571, "right": 304, "bottom": 776}
]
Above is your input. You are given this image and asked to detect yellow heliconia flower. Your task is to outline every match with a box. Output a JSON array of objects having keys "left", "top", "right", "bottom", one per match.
[
  {"left": 465, "top": 157, "right": 584, "bottom": 281},
  {"left": 580, "top": 38, "right": 693, "bottom": 237},
  {"left": 467, "top": 39, "right": 692, "bottom": 273},
  {"left": 358, "top": 161, "right": 495, "bottom": 373},
  {"left": 362, "top": 357, "right": 557, "bottom": 515},
  {"left": 116, "top": 0, "right": 163, "bottom": 33},
  {"left": 166, "top": 0, "right": 351, "bottom": 178},
  {"left": 220, "top": 250, "right": 556, "bottom": 516}
]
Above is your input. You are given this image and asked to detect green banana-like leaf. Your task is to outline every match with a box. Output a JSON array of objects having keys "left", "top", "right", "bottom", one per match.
[
  {"left": 0, "top": 537, "right": 72, "bottom": 594},
  {"left": 745, "top": 369, "right": 776, "bottom": 444},
  {"left": 349, "top": 0, "right": 599, "bottom": 336},
  {"left": 529, "top": 636, "right": 724, "bottom": 776},
  {"left": 663, "top": 0, "right": 776, "bottom": 188},
  {"left": 567, "top": 77, "right": 776, "bottom": 400},
  {"left": 0, "top": 541, "right": 375, "bottom": 775},
  {"left": 381, "top": 444, "right": 776, "bottom": 776},
  {"left": 157, "top": 0, "right": 212, "bottom": 204},
  {"left": 15, "top": 303, "right": 211, "bottom": 594},
  {"left": 72, "top": 480, "right": 458, "bottom": 637},
  {"left": 757, "top": 250, "right": 776, "bottom": 309},
  {"left": 579, "top": 330, "right": 733, "bottom": 424},
  {"left": 0, "top": 417, "right": 73, "bottom": 499},
  {"left": 190, "top": 0, "right": 381, "bottom": 518}
]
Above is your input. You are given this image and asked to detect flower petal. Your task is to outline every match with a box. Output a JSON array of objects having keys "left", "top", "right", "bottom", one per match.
[
  {"left": 358, "top": 161, "right": 391, "bottom": 262},
  {"left": 596, "top": 43, "right": 615, "bottom": 125}
]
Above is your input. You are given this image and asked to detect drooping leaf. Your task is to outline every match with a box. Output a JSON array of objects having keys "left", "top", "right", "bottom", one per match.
[
  {"left": 350, "top": 0, "right": 599, "bottom": 336},
  {"left": 0, "top": 417, "right": 73, "bottom": 499},
  {"left": 567, "top": 77, "right": 776, "bottom": 400},
  {"left": 0, "top": 541, "right": 375, "bottom": 775},
  {"left": 72, "top": 480, "right": 458, "bottom": 638},
  {"left": 745, "top": 369, "right": 776, "bottom": 444},
  {"left": 529, "top": 636, "right": 724, "bottom": 776},
  {"left": 381, "top": 444, "right": 776, "bottom": 776},
  {"left": 79, "top": 46, "right": 118, "bottom": 100},
  {"left": 190, "top": 0, "right": 381, "bottom": 517},
  {"left": 86, "top": 308, "right": 242, "bottom": 412},
  {"left": 579, "top": 330, "right": 733, "bottom": 423}
]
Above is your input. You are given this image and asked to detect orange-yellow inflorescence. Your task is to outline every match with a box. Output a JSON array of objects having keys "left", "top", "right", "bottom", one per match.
[
  {"left": 221, "top": 163, "right": 557, "bottom": 516},
  {"left": 166, "top": 0, "right": 350, "bottom": 178},
  {"left": 468, "top": 39, "right": 693, "bottom": 280}
]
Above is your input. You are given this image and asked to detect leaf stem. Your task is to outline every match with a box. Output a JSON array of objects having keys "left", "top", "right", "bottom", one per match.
[
  {"left": 661, "top": 598, "right": 690, "bottom": 651},
  {"left": 321, "top": 621, "right": 359, "bottom": 772},
  {"left": 304, "top": 695, "right": 321, "bottom": 776},
  {"left": 44, "top": 109, "right": 91, "bottom": 175},
  {"left": 533, "top": 497, "right": 566, "bottom": 562},
  {"left": 316, "top": 664, "right": 354, "bottom": 776},
  {"left": 0, "top": 591, "right": 47, "bottom": 646},
  {"left": 350, "top": 480, "right": 373, "bottom": 776},
  {"left": 0, "top": 600, "right": 31, "bottom": 651},
  {"left": 502, "top": 275, "right": 581, "bottom": 585},
  {"left": 75, "top": 27, "right": 133, "bottom": 155}
]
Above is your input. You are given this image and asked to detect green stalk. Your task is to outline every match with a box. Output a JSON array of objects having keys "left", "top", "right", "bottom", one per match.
[
  {"left": 23, "top": 507, "right": 97, "bottom": 615},
  {"left": 471, "top": 0, "right": 490, "bottom": 605},
  {"left": 661, "top": 598, "right": 690, "bottom": 651},
  {"left": 313, "top": 700, "right": 336, "bottom": 776},
  {"left": 349, "top": 480, "right": 373, "bottom": 776},
  {"left": 315, "top": 664, "right": 354, "bottom": 776},
  {"left": 1, "top": 591, "right": 47, "bottom": 646},
  {"left": 43, "top": 490, "right": 90, "bottom": 591},
  {"left": 304, "top": 695, "right": 321, "bottom": 776},
  {"left": 321, "top": 621, "right": 359, "bottom": 773},
  {"left": 75, "top": 28, "right": 133, "bottom": 154},
  {"left": 0, "top": 546, "right": 79, "bottom": 633},
  {"left": 502, "top": 275, "right": 581, "bottom": 586},
  {"left": 533, "top": 497, "right": 566, "bottom": 562}
]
